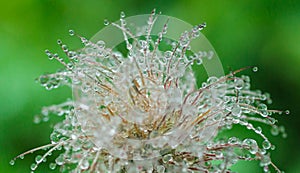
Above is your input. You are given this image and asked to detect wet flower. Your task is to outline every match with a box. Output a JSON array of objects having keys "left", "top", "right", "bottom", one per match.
[{"left": 12, "top": 10, "right": 287, "bottom": 172}]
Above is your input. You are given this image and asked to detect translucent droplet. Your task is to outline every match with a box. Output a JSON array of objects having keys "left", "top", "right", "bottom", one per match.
[
  {"left": 157, "top": 165, "right": 165, "bottom": 173},
  {"left": 243, "top": 138, "right": 258, "bottom": 154},
  {"left": 67, "top": 63, "right": 73, "bottom": 69},
  {"left": 30, "top": 163, "right": 37, "bottom": 170},
  {"left": 9, "top": 160, "right": 15, "bottom": 166},
  {"left": 262, "top": 140, "right": 271, "bottom": 150},
  {"left": 35, "top": 155, "right": 42, "bottom": 163},
  {"left": 49, "top": 163, "right": 56, "bottom": 170},
  {"left": 55, "top": 155, "right": 64, "bottom": 165},
  {"left": 80, "top": 159, "right": 89, "bottom": 170},
  {"left": 255, "top": 126, "right": 262, "bottom": 134},
  {"left": 45, "top": 49, "right": 53, "bottom": 60},
  {"left": 33, "top": 115, "right": 41, "bottom": 124},
  {"left": 258, "top": 103, "right": 267, "bottom": 110},
  {"left": 231, "top": 104, "right": 242, "bottom": 117},
  {"left": 282, "top": 133, "right": 287, "bottom": 138},
  {"left": 271, "top": 126, "right": 279, "bottom": 136},
  {"left": 195, "top": 58, "right": 202, "bottom": 65},
  {"left": 120, "top": 11, "right": 126, "bottom": 18},
  {"left": 164, "top": 51, "right": 172, "bottom": 59},
  {"left": 261, "top": 110, "right": 269, "bottom": 117},
  {"left": 62, "top": 45, "right": 68, "bottom": 51},
  {"left": 96, "top": 40, "right": 105, "bottom": 48},
  {"left": 260, "top": 154, "right": 271, "bottom": 167},
  {"left": 57, "top": 39, "right": 62, "bottom": 45},
  {"left": 19, "top": 154, "right": 24, "bottom": 160},
  {"left": 162, "top": 154, "right": 172, "bottom": 163},
  {"left": 228, "top": 137, "right": 237, "bottom": 144},
  {"left": 252, "top": 66, "right": 258, "bottom": 72},
  {"left": 234, "top": 78, "right": 244, "bottom": 90},
  {"left": 285, "top": 110, "right": 290, "bottom": 115},
  {"left": 104, "top": 19, "right": 110, "bottom": 26},
  {"left": 69, "top": 30, "right": 75, "bottom": 36}
]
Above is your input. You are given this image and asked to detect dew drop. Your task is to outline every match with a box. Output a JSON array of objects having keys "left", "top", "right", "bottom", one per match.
[
  {"left": 263, "top": 166, "right": 269, "bottom": 172},
  {"left": 9, "top": 160, "right": 15, "bottom": 166},
  {"left": 96, "top": 40, "right": 105, "bottom": 48},
  {"left": 80, "top": 159, "right": 89, "bottom": 170},
  {"left": 62, "top": 44, "right": 68, "bottom": 51},
  {"left": 252, "top": 66, "right": 258, "bottom": 72},
  {"left": 162, "top": 154, "right": 172, "bottom": 163},
  {"left": 55, "top": 155, "right": 64, "bottom": 165},
  {"left": 30, "top": 163, "right": 37, "bottom": 171},
  {"left": 258, "top": 103, "right": 267, "bottom": 110},
  {"left": 234, "top": 78, "right": 244, "bottom": 90},
  {"left": 157, "top": 165, "right": 165, "bottom": 173},
  {"left": 164, "top": 51, "right": 172, "bottom": 59},
  {"left": 49, "top": 163, "right": 56, "bottom": 170},
  {"left": 285, "top": 110, "right": 290, "bottom": 115},
  {"left": 255, "top": 126, "right": 262, "bottom": 134},
  {"left": 120, "top": 11, "right": 126, "bottom": 18},
  {"left": 104, "top": 19, "right": 110, "bottom": 26},
  {"left": 231, "top": 104, "right": 242, "bottom": 117},
  {"left": 195, "top": 58, "right": 202, "bottom": 65},
  {"left": 69, "top": 29, "right": 75, "bottom": 36},
  {"left": 35, "top": 155, "right": 42, "bottom": 163},
  {"left": 262, "top": 140, "right": 271, "bottom": 150},
  {"left": 57, "top": 39, "right": 62, "bottom": 45},
  {"left": 33, "top": 115, "right": 41, "bottom": 124}
]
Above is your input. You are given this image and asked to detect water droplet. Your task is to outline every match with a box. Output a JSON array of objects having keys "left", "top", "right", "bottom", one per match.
[
  {"left": 157, "top": 165, "right": 165, "bottom": 173},
  {"left": 252, "top": 66, "right": 258, "bottom": 72},
  {"left": 96, "top": 40, "right": 105, "bottom": 48},
  {"left": 243, "top": 138, "right": 258, "bottom": 154},
  {"left": 69, "top": 30, "right": 75, "bottom": 36},
  {"left": 234, "top": 78, "right": 244, "bottom": 90},
  {"left": 162, "top": 154, "right": 172, "bottom": 163},
  {"left": 120, "top": 11, "right": 126, "bottom": 18},
  {"left": 285, "top": 110, "right": 290, "bottom": 115},
  {"left": 35, "top": 155, "right": 42, "bottom": 163},
  {"left": 57, "top": 39, "right": 62, "bottom": 45},
  {"left": 261, "top": 110, "right": 269, "bottom": 117},
  {"left": 195, "top": 58, "right": 202, "bottom": 65},
  {"left": 104, "top": 19, "right": 110, "bottom": 26},
  {"left": 30, "top": 163, "right": 37, "bottom": 170},
  {"left": 260, "top": 154, "right": 271, "bottom": 167},
  {"left": 49, "top": 163, "right": 56, "bottom": 170},
  {"left": 9, "top": 160, "right": 15, "bottom": 165},
  {"left": 231, "top": 104, "right": 242, "bottom": 117},
  {"left": 258, "top": 103, "right": 267, "bottom": 110},
  {"left": 62, "top": 45, "right": 68, "bottom": 51},
  {"left": 255, "top": 126, "right": 262, "bottom": 134},
  {"left": 262, "top": 140, "right": 271, "bottom": 150},
  {"left": 33, "top": 115, "right": 41, "bottom": 124},
  {"left": 282, "top": 133, "right": 287, "bottom": 138},
  {"left": 80, "top": 159, "right": 89, "bottom": 170},
  {"left": 55, "top": 155, "right": 64, "bottom": 165}
]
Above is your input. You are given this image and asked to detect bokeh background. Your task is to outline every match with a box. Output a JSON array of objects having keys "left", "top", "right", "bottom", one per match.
[{"left": 1, "top": 0, "right": 299, "bottom": 172}]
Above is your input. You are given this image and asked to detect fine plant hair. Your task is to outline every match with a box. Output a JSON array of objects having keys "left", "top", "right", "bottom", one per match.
[{"left": 11, "top": 10, "right": 287, "bottom": 173}]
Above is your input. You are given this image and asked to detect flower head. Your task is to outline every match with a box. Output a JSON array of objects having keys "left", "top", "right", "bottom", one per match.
[{"left": 12, "top": 10, "right": 287, "bottom": 172}]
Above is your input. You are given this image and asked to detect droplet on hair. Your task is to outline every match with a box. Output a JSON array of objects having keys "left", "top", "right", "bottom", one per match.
[
  {"left": 69, "top": 30, "right": 75, "bottom": 36},
  {"left": 252, "top": 66, "right": 258, "bottom": 72}
]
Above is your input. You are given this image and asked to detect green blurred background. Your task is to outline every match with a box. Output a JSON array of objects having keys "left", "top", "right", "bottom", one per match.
[{"left": 1, "top": 0, "right": 299, "bottom": 172}]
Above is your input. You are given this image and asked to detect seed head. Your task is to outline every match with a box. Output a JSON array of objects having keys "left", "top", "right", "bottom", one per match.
[{"left": 12, "top": 11, "right": 287, "bottom": 173}]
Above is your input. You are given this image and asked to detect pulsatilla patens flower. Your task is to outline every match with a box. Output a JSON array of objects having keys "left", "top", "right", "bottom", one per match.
[{"left": 12, "top": 10, "right": 287, "bottom": 173}]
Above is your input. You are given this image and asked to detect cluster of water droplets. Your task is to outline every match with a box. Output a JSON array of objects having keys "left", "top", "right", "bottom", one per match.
[{"left": 12, "top": 10, "right": 288, "bottom": 173}]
